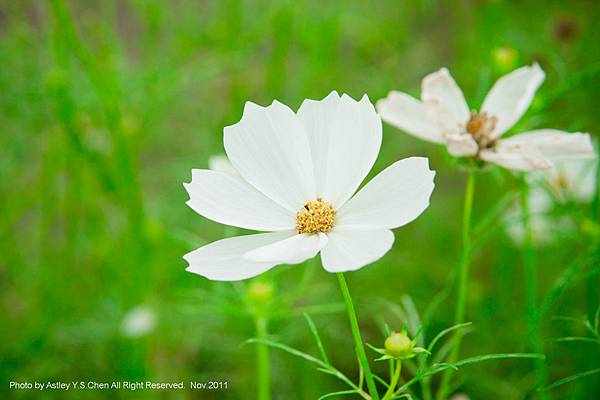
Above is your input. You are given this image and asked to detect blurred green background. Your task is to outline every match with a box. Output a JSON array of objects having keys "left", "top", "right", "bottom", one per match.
[{"left": 1, "top": 0, "right": 599, "bottom": 399}]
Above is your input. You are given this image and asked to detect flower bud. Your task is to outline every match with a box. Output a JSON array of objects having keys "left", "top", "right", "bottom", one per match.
[
  {"left": 247, "top": 281, "right": 274, "bottom": 303},
  {"left": 384, "top": 331, "right": 413, "bottom": 358},
  {"left": 491, "top": 47, "right": 518, "bottom": 72}
]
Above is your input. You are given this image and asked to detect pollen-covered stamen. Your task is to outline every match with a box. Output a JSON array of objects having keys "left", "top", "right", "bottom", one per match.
[
  {"left": 296, "top": 198, "right": 335, "bottom": 234},
  {"left": 466, "top": 110, "right": 498, "bottom": 149}
]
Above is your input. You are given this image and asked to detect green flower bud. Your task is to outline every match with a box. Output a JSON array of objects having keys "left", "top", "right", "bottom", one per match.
[
  {"left": 247, "top": 281, "right": 273, "bottom": 303},
  {"left": 384, "top": 331, "right": 413, "bottom": 358},
  {"left": 491, "top": 47, "right": 518, "bottom": 72}
]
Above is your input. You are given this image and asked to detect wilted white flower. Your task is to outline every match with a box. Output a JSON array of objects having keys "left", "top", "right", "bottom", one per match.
[
  {"left": 504, "top": 158, "right": 597, "bottom": 245},
  {"left": 183, "top": 92, "right": 435, "bottom": 280},
  {"left": 377, "top": 64, "right": 595, "bottom": 171},
  {"left": 121, "top": 305, "right": 157, "bottom": 338},
  {"left": 545, "top": 158, "right": 597, "bottom": 202}
]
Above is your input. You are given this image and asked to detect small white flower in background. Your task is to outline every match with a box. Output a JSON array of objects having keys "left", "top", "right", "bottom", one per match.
[
  {"left": 208, "top": 154, "right": 238, "bottom": 175},
  {"left": 545, "top": 158, "right": 597, "bottom": 202},
  {"left": 377, "top": 64, "right": 595, "bottom": 171},
  {"left": 121, "top": 305, "right": 157, "bottom": 338},
  {"left": 504, "top": 158, "right": 597, "bottom": 245},
  {"left": 183, "top": 91, "right": 435, "bottom": 280},
  {"left": 503, "top": 188, "right": 557, "bottom": 246}
]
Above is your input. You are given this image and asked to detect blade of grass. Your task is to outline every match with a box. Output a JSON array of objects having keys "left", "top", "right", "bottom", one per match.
[
  {"left": 427, "top": 323, "right": 473, "bottom": 354},
  {"left": 304, "top": 313, "right": 330, "bottom": 365},
  {"left": 400, "top": 353, "right": 544, "bottom": 394},
  {"left": 549, "top": 337, "right": 598, "bottom": 344},
  {"left": 539, "top": 368, "right": 600, "bottom": 391},
  {"left": 318, "top": 390, "right": 359, "bottom": 400}
]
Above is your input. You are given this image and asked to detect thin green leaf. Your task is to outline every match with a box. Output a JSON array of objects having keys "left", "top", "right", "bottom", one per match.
[
  {"left": 366, "top": 342, "right": 386, "bottom": 355},
  {"left": 384, "top": 322, "right": 392, "bottom": 337},
  {"left": 539, "top": 368, "right": 600, "bottom": 391},
  {"left": 391, "top": 394, "right": 414, "bottom": 400},
  {"left": 401, "top": 295, "right": 423, "bottom": 343},
  {"left": 431, "top": 362, "right": 458, "bottom": 371},
  {"left": 304, "top": 313, "right": 330, "bottom": 365},
  {"left": 318, "top": 390, "right": 358, "bottom": 400},
  {"left": 551, "top": 315, "right": 585, "bottom": 324},
  {"left": 595, "top": 304, "right": 600, "bottom": 331},
  {"left": 453, "top": 353, "right": 545, "bottom": 368},
  {"left": 549, "top": 337, "right": 599, "bottom": 344},
  {"left": 583, "top": 318, "right": 598, "bottom": 337},
  {"left": 540, "top": 253, "right": 594, "bottom": 319},
  {"left": 413, "top": 347, "right": 431, "bottom": 355},
  {"left": 316, "top": 368, "right": 366, "bottom": 396},
  {"left": 373, "top": 374, "right": 390, "bottom": 389},
  {"left": 245, "top": 338, "right": 326, "bottom": 368},
  {"left": 396, "top": 353, "right": 544, "bottom": 394},
  {"left": 427, "top": 322, "right": 473, "bottom": 353}
]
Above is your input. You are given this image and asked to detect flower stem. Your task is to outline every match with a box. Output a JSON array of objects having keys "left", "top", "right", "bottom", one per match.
[
  {"left": 584, "top": 154, "right": 600, "bottom": 395},
  {"left": 336, "top": 272, "right": 380, "bottom": 400},
  {"left": 255, "top": 316, "right": 271, "bottom": 400},
  {"left": 520, "top": 175, "right": 549, "bottom": 399},
  {"left": 382, "top": 360, "right": 402, "bottom": 400},
  {"left": 436, "top": 171, "right": 476, "bottom": 400}
]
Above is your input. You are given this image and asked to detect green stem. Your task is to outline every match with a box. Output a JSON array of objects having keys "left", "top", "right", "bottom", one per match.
[
  {"left": 520, "top": 175, "right": 549, "bottom": 399},
  {"left": 382, "top": 360, "right": 402, "bottom": 400},
  {"left": 336, "top": 273, "right": 380, "bottom": 400},
  {"left": 255, "top": 316, "right": 271, "bottom": 400},
  {"left": 436, "top": 171, "right": 476, "bottom": 400},
  {"left": 584, "top": 149, "right": 600, "bottom": 396}
]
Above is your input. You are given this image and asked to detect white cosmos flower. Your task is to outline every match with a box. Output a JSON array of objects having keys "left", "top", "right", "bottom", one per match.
[
  {"left": 376, "top": 64, "right": 595, "bottom": 171},
  {"left": 183, "top": 91, "right": 436, "bottom": 281}
]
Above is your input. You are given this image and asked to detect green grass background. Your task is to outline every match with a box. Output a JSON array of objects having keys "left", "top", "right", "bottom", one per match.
[{"left": 1, "top": 1, "right": 599, "bottom": 399}]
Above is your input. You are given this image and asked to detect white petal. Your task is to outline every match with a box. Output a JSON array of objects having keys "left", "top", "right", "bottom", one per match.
[
  {"left": 184, "top": 231, "right": 296, "bottom": 281},
  {"left": 184, "top": 169, "right": 295, "bottom": 231},
  {"left": 298, "top": 92, "right": 382, "bottom": 208},
  {"left": 421, "top": 68, "right": 470, "bottom": 131},
  {"left": 224, "top": 101, "right": 316, "bottom": 212},
  {"left": 376, "top": 91, "right": 445, "bottom": 144},
  {"left": 321, "top": 228, "right": 394, "bottom": 272},
  {"left": 480, "top": 145, "right": 552, "bottom": 171},
  {"left": 208, "top": 154, "right": 238, "bottom": 175},
  {"left": 336, "top": 157, "right": 435, "bottom": 229},
  {"left": 481, "top": 63, "right": 545, "bottom": 138},
  {"left": 245, "top": 232, "right": 328, "bottom": 264},
  {"left": 500, "top": 130, "right": 595, "bottom": 160},
  {"left": 446, "top": 133, "right": 479, "bottom": 157}
]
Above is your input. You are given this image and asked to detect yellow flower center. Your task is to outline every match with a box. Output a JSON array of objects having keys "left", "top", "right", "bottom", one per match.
[
  {"left": 296, "top": 198, "right": 335, "bottom": 234},
  {"left": 466, "top": 110, "right": 498, "bottom": 149}
]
